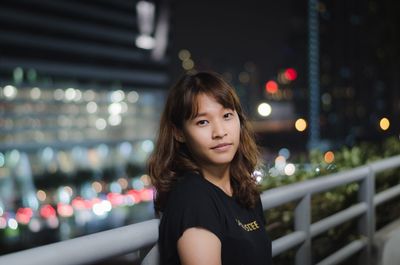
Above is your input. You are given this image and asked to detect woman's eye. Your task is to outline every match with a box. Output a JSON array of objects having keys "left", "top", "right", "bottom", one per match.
[
  {"left": 197, "top": 120, "right": 208, "bottom": 126},
  {"left": 224, "top": 113, "right": 233, "bottom": 119}
]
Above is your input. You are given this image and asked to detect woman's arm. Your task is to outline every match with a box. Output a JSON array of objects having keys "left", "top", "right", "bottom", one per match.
[{"left": 177, "top": 227, "right": 222, "bottom": 265}]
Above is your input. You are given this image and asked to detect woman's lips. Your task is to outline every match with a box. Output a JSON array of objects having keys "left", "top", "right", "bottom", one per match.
[{"left": 211, "top": 143, "right": 232, "bottom": 152}]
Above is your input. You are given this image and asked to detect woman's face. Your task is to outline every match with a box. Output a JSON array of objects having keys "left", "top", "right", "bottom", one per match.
[{"left": 179, "top": 93, "right": 241, "bottom": 169}]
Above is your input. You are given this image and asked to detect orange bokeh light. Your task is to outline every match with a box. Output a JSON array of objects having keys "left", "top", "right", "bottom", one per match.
[{"left": 324, "top": 151, "right": 335, "bottom": 163}]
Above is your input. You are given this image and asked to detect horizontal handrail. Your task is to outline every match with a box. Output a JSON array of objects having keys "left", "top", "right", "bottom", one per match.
[
  {"left": 261, "top": 166, "right": 369, "bottom": 209},
  {"left": 0, "top": 219, "right": 159, "bottom": 265},
  {"left": 374, "top": 183, "right": 400, "bottom": 206},
  {"left": 271, "top": 231, "right": 306, "bottom": 256},
  {"left": 315, "top": 238, "right": 367, "bottom": 265},
  {"left": 369, "top": 155, "right": 400, "bottom": 172},
  {"left": 310, "top": 203, "right": 367, "bottom": 237}
]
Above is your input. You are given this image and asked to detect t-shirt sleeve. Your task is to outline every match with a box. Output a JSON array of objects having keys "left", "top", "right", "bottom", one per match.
[
  {"left": 163, "top": 180, "right": 223, "bottom": 243},
  {"left": 180, "top": 193, "right": 223, "bottom": 240}
]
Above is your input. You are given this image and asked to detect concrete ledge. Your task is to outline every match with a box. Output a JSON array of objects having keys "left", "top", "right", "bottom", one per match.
[{"left": 373, "top": 218, "right": 400, "bottom": 265}]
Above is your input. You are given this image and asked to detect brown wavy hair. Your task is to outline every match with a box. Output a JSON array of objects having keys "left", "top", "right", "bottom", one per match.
[{"left": 148, "top": 71, "right": 262, "bottom": 215}]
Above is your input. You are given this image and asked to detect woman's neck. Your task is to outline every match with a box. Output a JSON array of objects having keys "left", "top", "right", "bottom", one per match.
[{"left": 201, "top": 165, "right": 232, "bottom": 196}]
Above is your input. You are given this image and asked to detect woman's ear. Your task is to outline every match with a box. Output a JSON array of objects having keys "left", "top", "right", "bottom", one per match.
[{"left": 173, "top": 127, "right": 185, "bottom": 143}]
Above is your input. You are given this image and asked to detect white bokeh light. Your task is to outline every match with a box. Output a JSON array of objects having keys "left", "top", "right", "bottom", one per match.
[
  {"left": 127, "top": 91, "right": 139, "bottom": 103},
  {"left": 30, "top": 87, "right": 41, "bottom": 100},
  {"left": 257, "top": 103, "right": 272, "bottom": 117},
  {"left": 284, "top": 163, "right": 296, "bottom": 176},
  {"left": 111, "top": 90, "right": 125, "bottom": 102},
  {"left": 8, "top": 218, "right": 18, "bottom": 230},
  {"left": 54, "top": 89, "right": 64, "bottom": 100},
  {"left": 95, "top": 119, "right": 107, "bottom": 130},
  {"left": 86, "top": 102, "right": 98, "bottom": 113},
  {"left": 65, "top": 88, "right": 76, "bottom": 101},
  {"left": 108, "top": 103, "right": 122, "bottom": 115},
  {"left": 141, "top": 140, "right": 154, "bottom": 153},
  {"left": 4, "top": 85, "right": 17, "bottom": 99},
  {"left": 108, "top": 115, "right": 122, "bottom": 126},
  {"left": 83, "top": 90, "right": 95, "bottom": 101}
]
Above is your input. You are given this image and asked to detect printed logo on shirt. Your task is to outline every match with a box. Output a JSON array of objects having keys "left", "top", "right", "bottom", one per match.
[{"left": 235, "top": 219, "right": 260, "bottom": 232}]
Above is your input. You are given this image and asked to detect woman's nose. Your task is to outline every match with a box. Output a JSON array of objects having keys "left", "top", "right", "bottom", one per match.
[{"left": 212, "top": 122, "right": 227, "bottom": 139}]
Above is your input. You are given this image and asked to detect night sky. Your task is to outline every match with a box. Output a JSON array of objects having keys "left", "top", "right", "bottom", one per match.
[{"left": 168, "top": 0, "right": 307, "bottom": 82}]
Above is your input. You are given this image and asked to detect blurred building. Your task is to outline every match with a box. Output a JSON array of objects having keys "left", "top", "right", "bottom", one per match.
[
  {"left": 318, "top": 0, "right": 400, "bottom": 146},
  {"left": 0, "top": 0, "right": 170, "bottom": 255}
]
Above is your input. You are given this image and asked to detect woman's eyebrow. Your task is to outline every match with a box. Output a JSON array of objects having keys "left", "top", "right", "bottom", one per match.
[
  {"left": 193, "top": 112, "right": 208, "bottom": 118},
  {"left": 194, "top": 108, "right": 234, "bottom": 118}
]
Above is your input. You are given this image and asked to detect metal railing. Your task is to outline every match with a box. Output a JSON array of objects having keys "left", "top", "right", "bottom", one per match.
[
  {"left": 262, "top": 155, "right": 400, "bottom": 265},
  {"left": 1, "top": 155, "right": 400, "bottom": 265}
]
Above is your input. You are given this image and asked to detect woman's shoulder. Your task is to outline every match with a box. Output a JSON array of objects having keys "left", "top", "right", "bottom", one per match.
[
  {"left": 163, "top": 171, "right": 214, "bottom": 210},
  {"left": 170, "top": 171, "right": 210, "bottom": 197}
]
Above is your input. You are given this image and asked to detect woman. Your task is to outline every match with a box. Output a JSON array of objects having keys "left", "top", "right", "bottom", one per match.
[{"left": 148, "top": 71, "right": 272, "bottom": 265}]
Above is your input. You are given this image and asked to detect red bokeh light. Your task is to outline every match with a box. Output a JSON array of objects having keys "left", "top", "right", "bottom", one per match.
[
  {"left": 107, "top": 192, "right": 124, "bottom": 206},
  {"left": 57, "top": 203, "right": 74, "bottom": 217},
  {"left": 16, "top": 207, "right": 33, "bottom": 224},
  {"left": 284, "top": 68, "right": 297, "bottom": 81},
  {"left": 139, "top": 189, "right": 154, "bottom": 201},
  {"left": 265, "top": 80, "right": 278, "bottom": 94},
  {"left": 127, "top": 189, "right": 142, "bottom": 203},
  {"left": 40, "top": 204, "right": 56, "bottom": 219}
]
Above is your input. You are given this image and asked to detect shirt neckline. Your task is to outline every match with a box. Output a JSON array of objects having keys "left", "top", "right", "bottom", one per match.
[{"left": 199, "top": 175, "right": 234, "bottom": 199}]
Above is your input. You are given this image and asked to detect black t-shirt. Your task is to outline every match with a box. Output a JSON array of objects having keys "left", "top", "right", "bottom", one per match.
[{"left": 158, "top": 172, "right": 272, "bottom": 265}]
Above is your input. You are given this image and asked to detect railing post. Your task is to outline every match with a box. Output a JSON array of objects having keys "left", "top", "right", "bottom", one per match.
[
  {"left": 295, "top": 193, "right": 311, "bottom": 265},
  {"left": 358, "top": 167, "right": 375, "bottom": 264}
]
